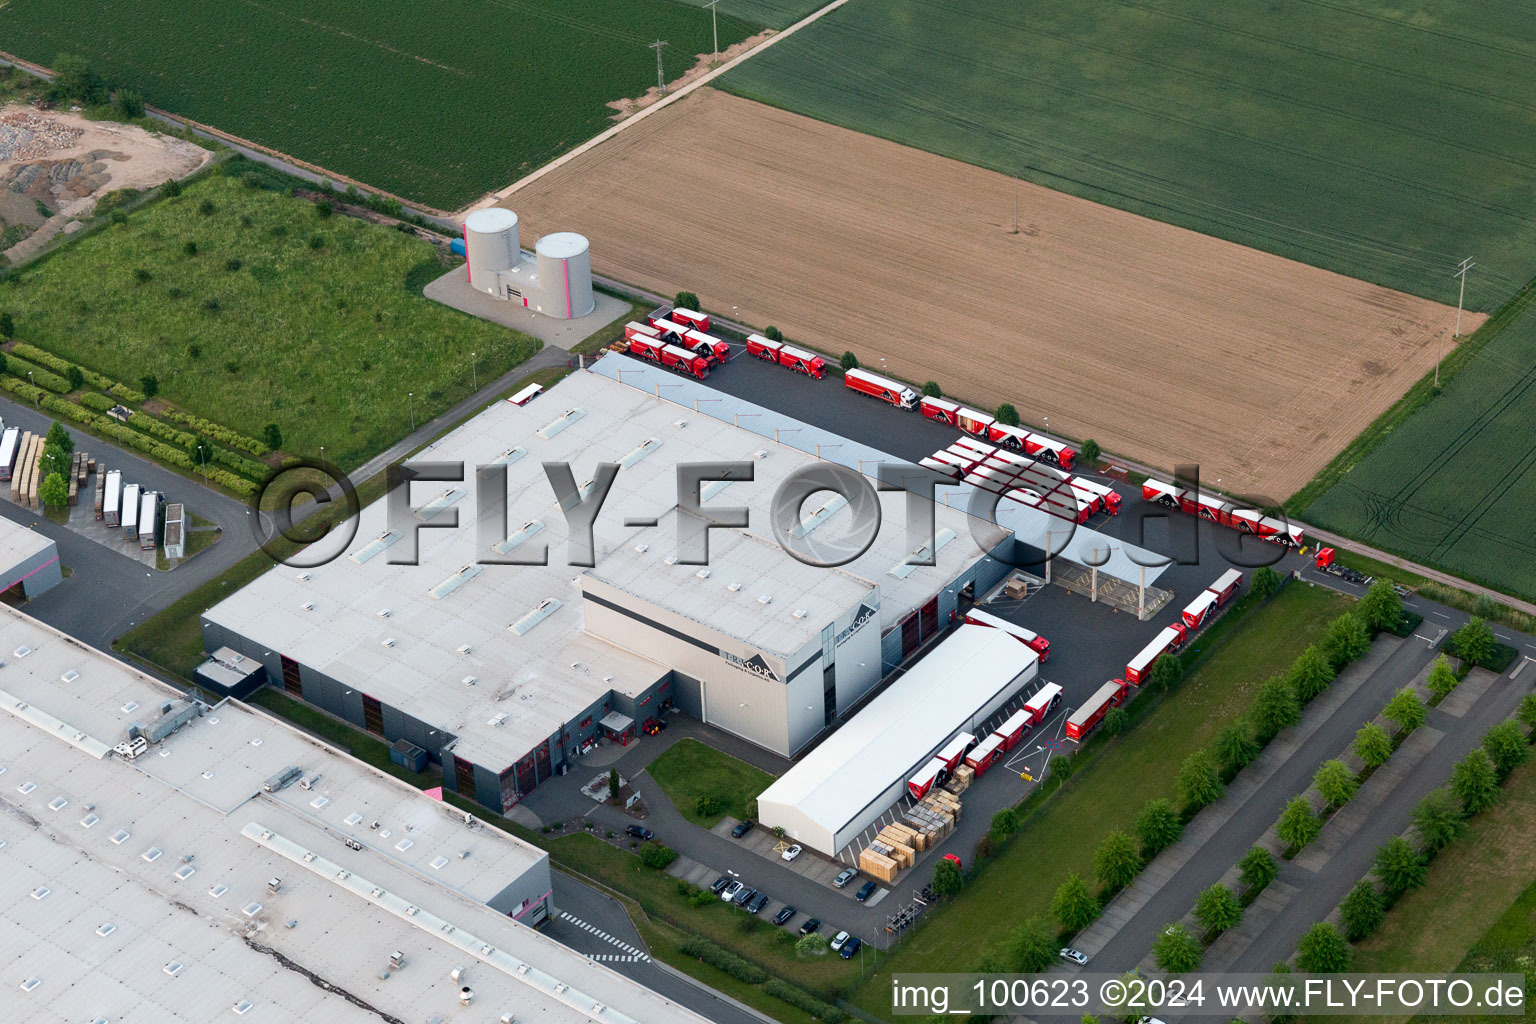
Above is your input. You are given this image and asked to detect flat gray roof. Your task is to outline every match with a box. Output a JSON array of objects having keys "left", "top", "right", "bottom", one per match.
[
  {"left": 0, "top": 515, "right": 55, "bottom": 574},
  {"left": 0, "top": 605, "right": 709, "bottom": 1024}
]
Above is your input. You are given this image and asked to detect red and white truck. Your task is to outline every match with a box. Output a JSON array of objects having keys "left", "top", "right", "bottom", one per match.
[
  {"left": 965, "top": 733, "right": 1006, "bottom": 777},
  {"left": 1023, "top": 681, "right": 1064, "bottom": 725},
  {"left": 625, "top": 321, "right": 661, "bottom": 344},
  {"left": 963, "top": 607, "right": 1051, "bottom": 661},
  {"left": 1072, "top": 477, "right": 1121, "bottom": 514},
  {"left": 745, "top": 335, "right": 827, "bottom": 378},
  {"left": 1208, "top": 568, "right": 1243, "bottom": 606},
  {"left": 627, "top": 334, "right": 711, "bottom": 379},
  {"left": 1182, "top": 590, "right": 1220, "bottom": 630},
  {"left": 1184, "top": 567, "right": 1246, "bottom": 629},
  {"left": 1065, "top": 679, "right": 1128, "bottom": 741},
  {"left": 1141, "top": 477, "right": 1186, "bottom": 508},
  {"left": 919, "top": 395, "right": 961, "bottom": 426},
  {"left": 907, "top": 757, "right": 948, "bottom": 801},
  {"left": 670, "top": 307, "right": 711, "bottom": 332},
  {"left": 1141, "top": 476, "right": 1305, "bottom": 548},
  {"left": 844, "top": 367, "right": 917, "bottom": 408},
  {"left": 935, "top": 732, "right": 977, "bottom": 772},
  {"left": 957, "top": 407, "right": 995, "bottom": 436},
  {"left": 995, "top": 708, "right": 1035, "bottom": 751},
  {"left": 1125, "top": 624, "right": 1188, "bottom": 685},
  {"left": 684, "top": 329, "right": 730, "bottom": 364}
]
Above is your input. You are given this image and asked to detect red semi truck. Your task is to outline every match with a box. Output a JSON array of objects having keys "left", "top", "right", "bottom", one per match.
[
  {"left": 670, "top": 307, "right": 711, "bottom": 332},
  {"left": 844, "top": 368, "right": 917, "bottom": 408},
  {"left": 962, "top": 607, "right": 1051, "bottom": 661},
  {"left": 1184, "top": 568, "right": 1245, "bottom": 629},
  {"left": 1182, "top": 590, "right": 1220, "bottom": 630},
  {"left": 965, "top": 732, "right": 1006, "bottom": 777},
  {"left": 684, "top": 328, "right": 731, "bottom": 364},
  {"left": 907, "top": 757, "right": 948, "bottom": 800},
  {"left": 1140, "top": 477, "right": 1304, "bottom": 547},
  {"left": 1208, "top": 568, "right": 1243, "bottom": 605},
  {"left": 919, "top": 395, "right": 961, "bottom": 426},
  {"left": 1065, "top": 679, "right": 1128, "bottom": 741},
  {"left": 935, "top": 732, "right": 977, "bottom": 771},
  {"left": 1125, "top": 624, "right": 1188, "bottom": 685},
  {"left": 1072, "top": 477, "right": 1122, "bottom": 515},
  {"left": 745, "top": 335, "right": 826, "bottom": 378},
  {"left": 627, "top": 335, "right": 711, "bottom": 379},
  {"left": 995, "top": 707, "right": 1035, "bottom": 750},
  {"left": 1023, "top": 682, "right": 1064, "bottom": 725}
]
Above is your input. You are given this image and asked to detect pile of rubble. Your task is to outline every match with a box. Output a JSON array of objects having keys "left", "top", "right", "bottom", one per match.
[{"left": 0, "top": 113, "right": 84, "bottom": 163}]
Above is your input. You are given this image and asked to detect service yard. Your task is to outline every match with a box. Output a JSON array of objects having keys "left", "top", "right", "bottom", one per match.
[{"left": 508, "top": 88, "right": 1473, "bottom": 499}]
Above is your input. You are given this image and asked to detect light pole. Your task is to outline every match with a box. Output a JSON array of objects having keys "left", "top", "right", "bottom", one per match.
[
  {"left": 407, "top": 391, "right": 415, "bottom": 430},
  {"left": 27, "top": 371, "right": 36, "bottom": 408},
  {"left": 705, "top": 0, "right": 721, "bottom": 64},
  {"left": 1441, "top": 257, "right": 1475, "bottom": 389},
  {"left": 196, "top": 444, "right": 209, "bottom": 486},
  {"left": 471, "top": 351, "right": 478, "bottom": 390}
]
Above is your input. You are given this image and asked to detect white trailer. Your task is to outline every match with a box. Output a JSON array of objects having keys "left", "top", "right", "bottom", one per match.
[
  {"left": 121, "top": 483, "right": 141, "bottom": 537},
  {"left": 104, "top": 470, "right": 122, "bottom": 527},
  {"left": 0, "top": 426, "right": 18, "bottom": 481},
  {"left": 138, "top": 491, "right": 158, "bottom": 550}
]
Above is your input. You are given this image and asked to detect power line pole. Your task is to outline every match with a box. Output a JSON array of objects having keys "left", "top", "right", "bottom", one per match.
[
  {"left": 705, "top": 0, "right": 721, "bottom": 65},
  {"left": 649, "top": 40, "right": 669, "bottom": 96},
  {"left": 1441, "top": 256, "right": 1475, "bottom": 388}
]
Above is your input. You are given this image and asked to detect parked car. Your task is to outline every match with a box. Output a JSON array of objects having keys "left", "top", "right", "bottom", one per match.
[
  {"left": 625, "top": 825, "right": 654, "bottom": 840},
  {"left": 747, "top": 892, "right": 769, "bottom": 914},
  {"left": 773, "top": 905, "right": 795, "bottom": 926},
  {"left": 833, "top": 868, "right": 858, "bottom": 888},
  {"left": 719, "top": 880, "right": 743, "bottom": 903},
  {"left": 829, "top": 930, "right": 850, "bottom": 952},
  {"left": 1060, "top": 947, "right": 1090, "bottom": 966},
  {"left": 710, "top": 875, "right": 730, "bottom": 895},
  {"left": 840, "top": 936, "right": 862, "bottom": 959},
  {"left": 1132, "top": 1018, "right": 1167, "bottom": 1024},
  {"left": 733, "top": 886, "right": 757, "bottom": 907},
  {"left": 731, "top": 820, "right": 753, "bottom": 838},
  {"left": 798, "top": 917, "right": 821, "bottom": 936},
  {"left": 781, "top": 844, "right": 803, "bottom": 862},
  {"left": 855, "top": 881, "right": 877, "bottom": 902},
  {"left": 942, "top": 853, "right": 962, "bottom": 869}
]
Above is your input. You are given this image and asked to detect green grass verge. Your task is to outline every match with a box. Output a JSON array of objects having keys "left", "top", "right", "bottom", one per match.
[
  {"left": 648, "top": 737, "right": 777, "bottom": 827},
  {"left": 247, "top": 688, "right": 438, "bottom": 790},
  {"left": 0, "top": 0, "right": 761, "bottom": 209},
  {"left": 849, "top": 582, "right": 1351, "bottom": 1016},
  {"left": 721, "top": 0, "right": 1536, "bottom": 311},
  {"left": 1, "top": 168, "right": 539, "bottom": 468},
  {"left": 1324, "top": 550, "right": 1536, "bottom": 635}
]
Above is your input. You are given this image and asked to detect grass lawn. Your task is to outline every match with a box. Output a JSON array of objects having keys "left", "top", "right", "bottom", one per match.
[
  {"left": 1309, "top": 755, "right": 1536, "bottom": 1024},
  {"left": 722, "top": 0, "right": 1536, "bottom": 311},
  {"left": 849, "top": 582, "right": 1351, "bottom": 1016},
  {"left": 1, "top": 169, "right": 539, "bottom": 469},
  {"left": 648, "top": 737, "right": 777, "bottom": 826}
]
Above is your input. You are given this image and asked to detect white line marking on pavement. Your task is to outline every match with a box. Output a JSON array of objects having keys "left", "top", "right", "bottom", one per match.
[
  {"left": 559, "top": 912, "right": 651, "bottom": 961},
  {"left": 1431, "top": 611, "right": 1450, "bottom": 619}
]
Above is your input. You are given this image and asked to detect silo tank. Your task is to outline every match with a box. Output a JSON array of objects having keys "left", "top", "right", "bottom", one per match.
[
  {"left": 463, "top": 208, "right": 519, "bottom": 295},
  {"left": 535, "top": 232, "right": 594, "bottom": 319}
]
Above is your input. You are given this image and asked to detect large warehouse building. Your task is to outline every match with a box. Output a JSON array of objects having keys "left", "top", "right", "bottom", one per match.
[
  {"left": 0, "top": 515, "right": 61, "bottom": 599},
  {"left": 0, "top": 605, "right": 706, "bottom": 1024},
  {"left": 201, "top": 367, "right": 1016, "bottom": 815},
  {"left": 756, "top": 624, "right": 1039, "bottom": 855}
]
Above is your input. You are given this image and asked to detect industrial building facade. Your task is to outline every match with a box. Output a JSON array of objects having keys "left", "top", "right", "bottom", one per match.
[
  {"left": 201, "top": 367, "right": 1011, "bottom": 815},
  {"left": 0, "top": 516, "right": 61, "bottom": 600}
]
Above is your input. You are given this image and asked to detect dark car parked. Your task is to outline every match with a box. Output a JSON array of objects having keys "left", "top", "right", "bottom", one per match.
[
  {"left": 625, "top": 825, "right": 654, "bottom": 840},
  {"left": 798, "top": 917, "right": 821, "bottom": 936},
  {"left": 747, "top": 892, "right": 770, "bottom": 915},
  {"left": 773, "top": 905, "right": 795, "bottom": 926},
  {"left": 733, "top": 886, "right": 757, "bottom": 907},
  {"left": 855, "top": 881, "right": 877, "bottom": 902},
  {"left": 710, "top": 875, "right": 730, "bottom": 894},
  {"left": 840, "top": 936, "right": 862, "bottom": 959},
  {"left": 731, "top": 820, "right": 753, "bottom": 838}
]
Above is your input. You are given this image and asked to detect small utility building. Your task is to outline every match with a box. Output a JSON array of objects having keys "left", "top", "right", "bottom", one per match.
[{"left": 756, "top": 624, "right": 1038, "bottom": 856}]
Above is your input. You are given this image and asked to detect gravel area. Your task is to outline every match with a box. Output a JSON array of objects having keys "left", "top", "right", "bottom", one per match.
[{"left": 0, "top": 112, "right": 84, "bottom": 161}]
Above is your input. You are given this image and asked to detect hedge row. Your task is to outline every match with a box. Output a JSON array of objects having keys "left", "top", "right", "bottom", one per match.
[
  {"left": 4, "top": 356, "right": 72, "bottom": 394},
  {"left": 80, "top": 392, "right": 116, "bottom": 412},
  {"left": 128, "top": 411, "right": 196, "bottom": 452},
  {"left": 161, "top": 408, "right": 268, "bottom": 456},
  {"left": 10, "top": 342, "right": 146, "bottom": 403},
  {"left": 206, "top": 443, "right": 269, "bottom": 482},
  {"left": 677, "top": 937, "right": 768, "bottom": 985},
  {"left": 763, "top": 979, "right": 846, "bottom": 1023}
]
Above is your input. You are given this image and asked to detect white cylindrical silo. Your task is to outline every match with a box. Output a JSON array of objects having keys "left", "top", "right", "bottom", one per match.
[
  {"left": 463, "top": 208, "right": 519, "bottom": 295},
  {"left": 534, "top": 231, "right": 594, "bottom": 319}
]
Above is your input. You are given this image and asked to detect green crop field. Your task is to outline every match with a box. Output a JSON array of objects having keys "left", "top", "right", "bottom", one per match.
[
  {"left": 721, "top": 0, "right": 1536, "bottom": 310},
  {"left": 0, "top": 168, "right": 538, "bottom": 468},
  {"left": 680, "top": 0, "right": 822, "bottom": 30},
  {"left": 0, "top": 0, "right": 758, "bottom": 210},
  {"left": 1301, "top": 287, "right": 1536, "bottom": 602}
]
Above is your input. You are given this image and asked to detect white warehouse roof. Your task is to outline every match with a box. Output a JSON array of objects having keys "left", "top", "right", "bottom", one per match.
[{"left": 757, "top": 624, "right": 1037, "bottom": 852}]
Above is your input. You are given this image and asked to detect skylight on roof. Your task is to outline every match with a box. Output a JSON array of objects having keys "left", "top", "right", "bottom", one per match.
[
  {"left": 349, "top": 529, "right": 403, "bottom": 564},
  {"left": 493, "top": 519, "right": 545, "bottom": 556},
  {"left": 889, "top": 528, "right": 958, "bottom": 580},
  {"left": 414, "top": 487, "right": 467, "bottom": 522},
  {"left": 509, "top": 598, "right": 563, "bottom": 636},
  {"left": 428, "top": 564, "right": 484, "bottom": 600},
  {"left": 536, "top": 407, "right": 585, "bottom": 439}
]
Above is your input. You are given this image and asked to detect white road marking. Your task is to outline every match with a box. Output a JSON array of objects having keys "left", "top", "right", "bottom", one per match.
[
  {"left": 559, "top": 912, "right": 651, "bottom": 961},
  {"left": 1431, "top": 611, "right": 1450, "bottom": 619}
]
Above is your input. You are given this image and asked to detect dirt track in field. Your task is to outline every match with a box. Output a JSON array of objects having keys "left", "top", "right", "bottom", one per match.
[{"left": 505, "top": 89, "right": 1479, "bottom": 500}]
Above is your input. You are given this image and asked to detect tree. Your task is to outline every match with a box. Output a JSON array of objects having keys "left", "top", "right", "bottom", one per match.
[
  {"left": 1358, "top": 580, "right": 1405, "bottom": 634},
  {"left": 38, "top": 472, "right": 68, "bottom": 509},
  {"left": 1295, "top": 922, "right": 1351, "bottom": 973},
  {"left": 1482, "top": 720, "right": 1531, "bottom": 781},
  {"left": 1194, "top": 883, "right": 1242, "bottom": 935},
  {"left": 932, "top": 857, "right": 964, "bottom": 898},
  {"left": 114, "top": 88, "right": 145, "bottom": 119},
  {"left": 1352, "top": 721, "right": 1393, "bottom": 768},
  {"left": 1450, "top": 617, "right": 1497, "bottom": 667},
  {"left": 795, "top": 932, "right": 825, "bottom": 956},
  {"left": 1288, "top": 646, "right": 1336, "bottom": 702},
  {"left": 1103, "top": 706, "right": 1129, "bottom": 737},
  {"left": 45, "top": 422, "right": 74, "bottom": 457},
  {"left": 1093, "top": 829, "right": 1143, "bottom": 892},
  {"left": 1374, "top": 837, "right": 1427, "bottom": 902},
  {"left": 1135, "top": 797, "right": 1183, "bottom": 856},
  {"left": 1052, "top": 872, "right": 1099, "bottom": 933},
  {"left": 1148, "top": 653, "right": 1185, "bottom": 693},
  {"left": 1079, "top": 438, "right": 1101, "bottom": 465},
  {"left": 1339, "top": 880, "right": 1386, "bottom": 941},
  {"left": 1383, "top": 687, "right": 1425, "bottom": 734},
  {"left": 1239, "top": 846, "right": 1277, "bottom": 893},
  {"left": 1451, "top": 747, "right": 1500, "bottom": 815},
  {"left": 49, "top": 53, "right": 107, "bottom": 105},
  {"left": 694, "top": 794, "right": 721, "bottom": 818},
  {"left": 1214, "top": 722, "right": 1260, "bottom": 776},
  {"left": 674, "top": 291, "right": 700, "bottom": 310},
  {"left": 1313, "top": 760, "right": 1358, "bottom": 808},
  {"left": 989, "top": 807, "right": 1019, "bottom": 842},
  {"left": 993, "top": 402, "right": 1019, "bottom": 426},
  {"left": 1252, "top": 675, "right": 1301, "bottom": 740},
  {"left": 1177, "top": 748, "right": 1224, "bottom": 811},
  {"left": 638, "top": 842, "right": 677, "bottom": 869},
  {"left": 607, "top": 766, "right": 620, "bottom": 802},
  {"left": 763, "top": 326, "right": 783, "bottom": 342},
  {"left": 66, "top": 365, "right": 85, "bottom": 391},
  {"left": 263, "top": 423, "right": 284, "bottom": 450},
  {"left": 922, "top": 380, "right": 941, "bottom": 397},
  {"left": 1250, "top": 564, "right": 1283, "bottom": 600},
  {"left": 1426, "top": 656, "right": 1459, "bottom": 702},
  {"left": 1276, "top": 795, "right": 1322, "bottom": 850},
  {"left": 139, "top": 374, "right": 159, "bottom": 399},
  {"left": 0, "top": 311, "right": 13, "bottom": 337},
  {"left": 1152, "top": 923, "right": 1202, "bottom": 973},
  {"left": 840, "top": 351, "right": 859, "bottom": 371},
  {"left": 1322, "top": 612, "right": 1370, "bottom": 669},
  {"left": 1411, "top": 788, "right": 1466, "bottom": 856},
  {"left": 1518, "top": 693, "right": 1536, "bottom": 732},
  {"left": 1008, "top": 917, "right": 1057, "bottom": 972}
]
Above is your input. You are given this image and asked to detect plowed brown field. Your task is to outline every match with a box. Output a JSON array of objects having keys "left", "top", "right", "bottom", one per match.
[{"left": 506, "top": 88, "right": 1479, "bottom": 499}]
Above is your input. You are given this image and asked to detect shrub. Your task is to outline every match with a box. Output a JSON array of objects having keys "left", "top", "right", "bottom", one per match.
[
  {"left": 1276, "top": 796, "right": 1322, "bottom": 851},
  {"left": 65, "top": 365, "right": 85, "bottom": 390},
  {"left": 989, "top": 807, "right": 1019, "bottom": 842},
  {"left": 1358, "top": 580, "right": 1406, "bottom": 634},
  {"left": 1148, "top": 652, "right": 1185, "bottom": 693},
  {"left": 1008, "top": 917, "right": 1057, "bottom": 972},
  {"left": 139, "top": 374, "right": 160, "bottom": 399},
  {"left": 1339, "top": 880, "right": 1386, "bottom": 941},
  {"left": 0, "top": 312, "right": 11, "bottom": 338},
  {"left": 763, "top": 979, "right": 844, "bottom": 1023},
  {"left": 309, "top": 234, "right": 326, "bottom": 250},
  {"left": 263, "top": 423, "right": 284, "bottom": 451},
  {"left": 1288, "top": 646, "right": 1336, "bottom": 702},
  {"left": 795, "top": 932, "right": 826, "bottom": 957},
  {"left": 162, "top": 409, "right": 267, "bottom": 455},
  {"left": 79, "top": 392, "right": 115, "bottom": 412},
  {"left": 694, "top": 794, "right": 721, "bottom": 818},
  {"left": 932, "top": 858, "right": 963, "bottom": 898},
  {"left": 993, "top": 402, "right": 1019, "bottom": 427},
  {"left": 1352, "top": 722, "right": 1393, "bottom": 768},
  {"left": 1447, "top": 617, "right": 1498, "bottom": 668},
  {"left": 49, "top": 54, "right": 107, "bottom": 105},
  {"left": 182, "top": 240, "right": 198, "bottom": 255},
  {"left": 1103, "top": 706, "right": 1129, "bottom": 736},
  {"left": 1250, "top": 565, "right": 1283, "bottom": 600},
  {"left": 127, "top": 412, "right": 195, "bottom": 451},
  {"left": 678, "top": 937, "right": 767, "bottom": 984},
  {"left": 1426, "top": 656, "right": 1459, "bottom": 701},
  {"left": 226, "top": 257, "right": 243, "bottom": 272},
  {"left": 1079, "top": 438, "right": 1101, "bottom": 464},
  {"left": 1295, "top": 922, "right": 1351, "bottom": 973},
  {"left": 314, "top": 199, "right": 334, "bottom": 219},
  {"left": 10, "top": 343, "right": 144, "bottom": 401},
  {"left": 674, "top": 290, "right": 699, "bottom": 310},
  {"left": 763, "top": 326, "right": 783, "bottom": 342},
  {"left": 840, "top": 351, "right": 859, "bottom": 371},
  {"left": 637, "top": 842, "right": 677, "bottom": 870},
  {"left": 1153, "top": 923, "right": 1202, "bottom": 973},
  {"left": 39, "top": 471, "right": 68, "bottom": 508},
  {"left": 1517, "top": 693, "right": 1536, "bottom": 732},
  {"left": 922, "top": 380, "right": 941, "bottom": 397},
  {"left": 5, "top": 357, "right": 72, "bottom": 394},
  {"left": 164, "top": 177, "right": 182, "bottom": 197},
  {"left": 1322, "top": 612, "right": 1371, "bottom": 669}
]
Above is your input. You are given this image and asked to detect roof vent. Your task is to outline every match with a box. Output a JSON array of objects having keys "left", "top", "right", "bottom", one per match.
[
  {"left": 143, "top": 847, "right": 163, "bottom": 862},
  {"left": 164, "top": 961, "right": 185, "bottom": 977},
  {"left": 634, "top": 542, "right": 649, "bottom": 553},
  {"left": 175, "top": 864, "right": 196, "bottom": 881},
  {"left": 30, "top": 886, "right": 49, "bottom": 900},
  {"left": 48, "top": 796, "right": 68, "bottom": 811},
  {"left": 209, "top": 884, "right": 229, "bottom": 898},
  {"left": 300, "top": 602, "right": 315, "bottom": 612},
  {"left": 663, "top": 554, "right": 677, "bottom": 565},
  {"left": 60, "top": 670, "right": 79, "bottom": 683},
  {"left": 19, "top": 978, "right": 39, "bottom": 993},
  {"left": 96, "top": 923, "right": 116, "bottom": 937},
  {"left": 17, "top": 780, "right": 36, "bottom": 795},
  {"left": 80, "top": 813, "right": 100, "bottom": 828},
  {"left": 457, "top": 644, "right": 473, "bottom": 655},
  {"left": 377, "top": 608, "right": 392, "bottom": 618},
  {"left": 110, "top": 829, "right": 130, "bottom": 845},
  {"left": 381, "top": 638, "right": 397, "bottom": 649},
  {"left": 12, "top": 646, "right": 31, "bottom": 659},
  {"left": 758, "top": 594, "right": 773, "bottom": 605},
  {"left": 121, "top": 701, "right": 139, "bottom": 714},
  {"left": 462, "top": 675, "right": 478, "bottom": 686},
  {"left": 487, "top": 713, "right": 507, "bottom": 728},
  {"left": 750, "top": 449, "right": 769, "bottom": 460},
  {"left": 233, "top": 1000, "right": 254, "bottom": 1015},
  {"left": 431, "top": 856, "right": 450, "bottom": 870},
  {"left": 297, "top": 572, "right": 311, "bottom": 582},
  {"left": 242, "top": 901, "right": 262, "bottom": 917},
  {"left": 695, "top": 569, "right": 711, "bottom": 579},
  {"left": 727, "top": 582, "right": 742, "bottom": 592},
  {"left": 792, "top": 609, "right": 808, "bottom": 619}
]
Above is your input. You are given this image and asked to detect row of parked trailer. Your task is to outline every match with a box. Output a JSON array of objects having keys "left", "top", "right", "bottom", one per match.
[
  {"left": 907, "top": 681, "right": 1065, "bottom": 798},
  {"left": 622, "top": 307, "right": 731, "bottom": 380},
  {"left": 1141, "top": 477, "right": 1304, "bottom": 548},
  {"left": 99, "top": 469, "right": 162, "bottom": 549},
  {"left": 921, "top": 436, "right": 1119, "bottom": 526}
]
